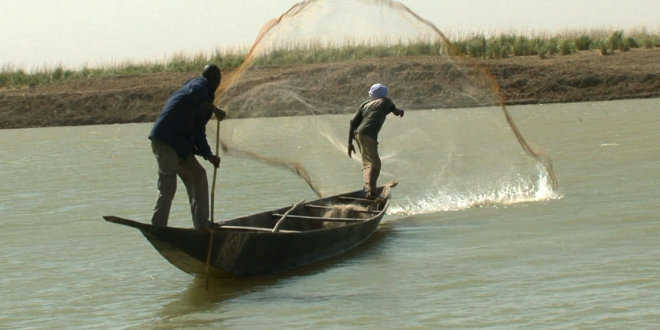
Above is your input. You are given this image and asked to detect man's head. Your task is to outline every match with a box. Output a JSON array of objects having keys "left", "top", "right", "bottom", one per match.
[
  {"left": 203, "top": 64, "right": 221, "bottom": 91},
  {"left": 368, "top": 83, "right": 388, "bottom": 98}
]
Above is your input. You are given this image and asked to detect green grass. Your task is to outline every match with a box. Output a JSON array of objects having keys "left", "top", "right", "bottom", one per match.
[
  {"left": 0, "top": 50, "right": 246, "bottom": 88},
  {"left": 2, "top": 29, "right": 658, "bottom": 89},
  {"left": 253, "top": 40, "right": 444, "bottom": 66}
]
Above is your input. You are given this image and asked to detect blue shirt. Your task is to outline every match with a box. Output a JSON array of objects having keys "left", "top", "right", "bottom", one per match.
[{"left": 149, "top": 76, "right": 214, "bottom": 159}]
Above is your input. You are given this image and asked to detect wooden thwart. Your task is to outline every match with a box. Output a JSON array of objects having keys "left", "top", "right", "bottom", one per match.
[
  {"left": 272, "top": 213, "right": 367, "bottom": 222},
  {"left": 272, "top": 200, "right": 306, "bottom": 233},
  {"left": 305, "top": 204, "right": 379, "bottom": 214},
  {"left": 218, "top": 225, "right": 300, "bottom": 233},
  {"left": 337, "top": 196, "right": 376, "bottom": 202}
]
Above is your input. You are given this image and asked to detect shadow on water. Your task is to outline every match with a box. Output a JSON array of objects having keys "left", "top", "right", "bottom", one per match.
[{"left": 154, "top": 224, "right": 393, "bottom": 325}]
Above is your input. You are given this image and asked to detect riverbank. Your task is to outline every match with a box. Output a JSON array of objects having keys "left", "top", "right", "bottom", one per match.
[{"left": 1, "top": 48, "right": 658, "bottom": 129}]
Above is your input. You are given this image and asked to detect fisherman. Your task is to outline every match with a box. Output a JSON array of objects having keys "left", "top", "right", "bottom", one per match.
[
  {"left": 347, "top": 83, "right": 404, "bottom": 198},
  {"left": 148, "top": 64, "right": 226, "bottom": 229}
]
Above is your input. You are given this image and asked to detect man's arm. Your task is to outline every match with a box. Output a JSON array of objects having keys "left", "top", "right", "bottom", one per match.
[
  {"left": 195, "top": 130, "right": 220, "bottom": 168},
  {"left": 189, "top": 78, "right": 226, "bottom": 121},
  {"left": 347, "top": 110, "right": 362, "bottom": 158},
  {"left": 347, "top": 122, "right": 356, "bottom": 158},
  {"left": 204, "top": 102, "right": 226, "bottom": 121},
  {"left": 193, "top": 106, "right": 222, "bottom": 168}
]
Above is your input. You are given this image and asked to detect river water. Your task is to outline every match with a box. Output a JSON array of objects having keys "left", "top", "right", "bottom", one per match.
[{"left": 1, "top": 99, "right": 659, "bottom": 329}]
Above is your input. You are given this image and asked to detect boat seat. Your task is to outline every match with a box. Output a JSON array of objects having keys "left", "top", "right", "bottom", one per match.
[
  {"left": 217, "top": 225, "right": 301, "bottom": 233},
  {"left": 337, "top": 196, "right": 382, "bottom": 203},
  {"left": 305, "top": 204, "right": 380, "bottom": 214},
  {"left": 271, "top": 213, "right": 367, "bottom": 222}
]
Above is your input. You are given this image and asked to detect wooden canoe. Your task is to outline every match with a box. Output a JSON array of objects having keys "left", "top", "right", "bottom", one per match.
[{"left": 103, "top": 181, "right": 396, "bottom": 277}]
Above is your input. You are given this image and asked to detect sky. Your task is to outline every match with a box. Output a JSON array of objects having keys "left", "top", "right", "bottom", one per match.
[{"left": 1, "top": 0, "right": 658, "bottom": 71}]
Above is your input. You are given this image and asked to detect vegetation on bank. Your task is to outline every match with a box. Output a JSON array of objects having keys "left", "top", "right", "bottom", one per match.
[
  {"left": 452, "top": 29, "right": 658, "bottom": 59},
  {"left": 1, "top": 29, "right": 658, "bottom": 89}
]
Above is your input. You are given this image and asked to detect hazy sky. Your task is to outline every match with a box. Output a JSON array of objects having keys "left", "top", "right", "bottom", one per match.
[{"left": 2, "top": 0, "right": 658, "bottom": 70}]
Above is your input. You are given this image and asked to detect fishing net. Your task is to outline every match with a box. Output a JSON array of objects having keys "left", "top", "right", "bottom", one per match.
[{"left": 211, "top": 0, "right": 558, "bottom": 215}]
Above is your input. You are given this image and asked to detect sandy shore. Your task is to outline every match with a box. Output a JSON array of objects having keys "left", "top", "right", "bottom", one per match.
[{"left": 1, "top": 48, "right": 658, "bottom": 129}]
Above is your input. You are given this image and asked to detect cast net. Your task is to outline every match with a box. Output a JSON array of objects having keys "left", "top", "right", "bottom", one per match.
[{"left": 211, "top": 0, "right": 558, "bottom": 215}]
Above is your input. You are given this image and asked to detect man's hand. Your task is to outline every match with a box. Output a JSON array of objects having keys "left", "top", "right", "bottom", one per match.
[
  {"left": 348, "top": 143, "right": 355, "bottom": 158},
  {"left": 207, "top": 155, "right": 221, "bottom": 168},
  {"left": 213, "top": 107, "right": 227, "bottom": 121}
]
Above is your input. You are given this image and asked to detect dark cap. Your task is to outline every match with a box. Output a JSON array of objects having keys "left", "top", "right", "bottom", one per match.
[{"left": 203, "top": 64, "right": 221, "bottom": 90}]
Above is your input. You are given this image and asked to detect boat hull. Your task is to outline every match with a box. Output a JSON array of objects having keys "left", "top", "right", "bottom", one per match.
[{"left": 104, "top": 183, "right": 394, "bottom": 277}]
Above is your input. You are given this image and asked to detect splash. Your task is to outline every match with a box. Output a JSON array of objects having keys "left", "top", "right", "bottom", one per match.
[
  {"left": 389, "top": 168, "right": 561, "bottom": 216},
  {"left": 210, "top": 0, "right": 558, "bottom": 204}
]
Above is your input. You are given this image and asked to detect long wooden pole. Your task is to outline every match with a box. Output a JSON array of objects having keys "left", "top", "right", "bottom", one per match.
[
  {"left": 211, "top": 119, "right": 220, "bottom": 223},
  {"left": 205, "top": 118, "right": 221, "bottom": 291}
]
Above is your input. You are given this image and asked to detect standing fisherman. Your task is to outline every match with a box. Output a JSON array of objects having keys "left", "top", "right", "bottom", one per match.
[
  {"left": 149, "top": 64, "right": 226, "bottom": 229},
  {"left": 347, "top": 83, "right": 404, "bottom": 198}
]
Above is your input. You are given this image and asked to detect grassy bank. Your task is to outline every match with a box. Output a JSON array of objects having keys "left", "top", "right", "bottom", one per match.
[
  {"left": 0, "top": 51, "right": 245, "bottom": 89},
  {"left": 1, "top": 29, "right": 658, "bottom": 89},
  {"left": 451, "top": 29, "right": 659, "bottom": 58}
]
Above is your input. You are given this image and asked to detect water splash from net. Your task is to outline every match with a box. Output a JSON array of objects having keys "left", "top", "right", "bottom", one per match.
[
  {"left": 389, "top": 164, "right": 559, "bottom": 215},
  {"left": 210, "top": 0, "right": 558, "bottom": 211}
]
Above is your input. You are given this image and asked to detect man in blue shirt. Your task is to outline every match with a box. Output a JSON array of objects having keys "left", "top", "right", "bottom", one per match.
[
  {"left": 149, "top": 64, "right": 226, "bottom": 229},
  {"left": 348, "top": 83, "right": 404, "bottom": 198}
]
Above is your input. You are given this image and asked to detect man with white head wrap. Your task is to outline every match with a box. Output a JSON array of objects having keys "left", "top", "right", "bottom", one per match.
[{"left": 347, "top": 83, "right": 404, "bottom": 198}]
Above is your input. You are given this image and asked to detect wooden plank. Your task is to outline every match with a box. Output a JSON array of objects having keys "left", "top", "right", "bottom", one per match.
[
  {"left": 272, "top": 200, "right": 306, "bottom": 233},
  {"left": 216, "top": 225, "right": 300, "bottom": 233},
  {"left": 305, "top": 204, "right": 334, "bottom": 209},
  {"left": 337, "top": 196, "right": 375, "bottom": 202},
  {"left": 271, "top": 213, "right": 366, "bottom": 222},
  {"left": 305, "top": 204, "right": 380, "bottom": 214}
]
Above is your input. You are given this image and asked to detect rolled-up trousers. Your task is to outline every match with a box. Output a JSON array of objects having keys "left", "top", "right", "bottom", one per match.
[
  {"left": 151, "top": 139, "right": 209, "bottom": 229},
  {"left": 355, "top": 133, "right": 381, "bottom": 197}
]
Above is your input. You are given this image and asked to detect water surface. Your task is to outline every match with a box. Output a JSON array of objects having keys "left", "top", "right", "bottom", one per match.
[{"left": 1, "top": 99, "right": 659, "bottom": 329}]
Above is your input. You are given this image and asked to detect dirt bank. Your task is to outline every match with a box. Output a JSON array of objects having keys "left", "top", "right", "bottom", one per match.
[{"left": 1, "top": 48, "right": 658, "bottom": 129}]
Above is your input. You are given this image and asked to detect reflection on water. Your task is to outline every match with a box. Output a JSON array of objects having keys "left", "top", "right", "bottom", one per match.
[
  {"left": 154, "top": 225, "right": 392, "bottom": 328},
  {"left": 156, "top": 278, "right": 278, "bottom": 326}
]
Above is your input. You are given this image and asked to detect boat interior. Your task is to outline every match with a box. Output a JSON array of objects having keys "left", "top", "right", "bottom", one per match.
[{"left": 213, "top": 185, "right": 391, "bottom": 233}]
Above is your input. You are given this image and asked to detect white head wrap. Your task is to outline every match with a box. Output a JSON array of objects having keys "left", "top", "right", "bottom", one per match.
[{"left": 368, "top": 83, "right": 388, "bottom": 98}]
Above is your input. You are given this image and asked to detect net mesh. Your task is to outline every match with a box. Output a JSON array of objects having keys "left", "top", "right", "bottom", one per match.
[{"left": 210, "top": 0, "right": 558, "bottom": 215}]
